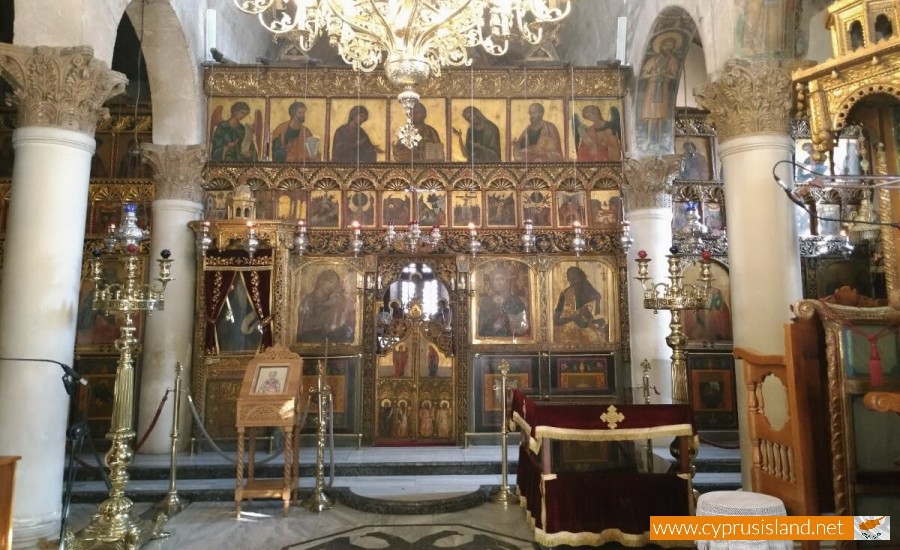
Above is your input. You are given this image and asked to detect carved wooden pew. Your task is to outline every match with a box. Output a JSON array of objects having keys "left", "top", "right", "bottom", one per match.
[{"left": 510, "top": 389, "right": 694, "bottom": 548}]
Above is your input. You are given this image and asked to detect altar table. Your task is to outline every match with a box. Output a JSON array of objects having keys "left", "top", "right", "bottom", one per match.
[{"left": 510, "top": 390, "right": 695, "bottom": 548}]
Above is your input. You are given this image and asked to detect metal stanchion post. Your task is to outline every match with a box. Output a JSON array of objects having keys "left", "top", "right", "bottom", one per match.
[
  {"left": 641, "top": 359, "right": 656, "bottom": 474},
  {"left": 302, "top": 359, "right": 333, "bottom": 513},
  {"left": 154, "top": 362, "right": 188, "bottom": 520},
  {"left": 491, "top": 360, "right": 518, "bottom": 506}
]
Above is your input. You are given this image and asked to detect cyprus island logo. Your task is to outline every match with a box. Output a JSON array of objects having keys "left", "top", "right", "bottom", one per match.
[{"left": 854, "top": 516, "right": 890, "bottom": 541}]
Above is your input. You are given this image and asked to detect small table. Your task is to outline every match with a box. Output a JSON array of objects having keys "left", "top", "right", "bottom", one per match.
[{"left": 696, "top": 491, "right": 792, "bottom": 550}]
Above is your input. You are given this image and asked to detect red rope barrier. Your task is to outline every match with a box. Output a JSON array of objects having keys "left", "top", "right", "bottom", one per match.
[{"left": 134, "top": 389, "right": 171, "bottom": 453}]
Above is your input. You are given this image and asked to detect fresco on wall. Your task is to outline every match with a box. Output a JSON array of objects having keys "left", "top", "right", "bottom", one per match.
[
  {"left": 735, "top": 0, "right": 802, "bottom": 59},
  {"left": 635, "top": 30, "right": 690, "bottom": 154}
]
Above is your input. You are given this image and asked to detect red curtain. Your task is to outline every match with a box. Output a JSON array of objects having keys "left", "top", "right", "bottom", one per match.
[
  {"left": 203, "top": 250, "right": 274, "bottom": 352},
  {"left": 246, "top": 268, "right": 273, "bottom": 349},
  {"left": 204, "top": 269, "right": 237, "bottom": 352}
]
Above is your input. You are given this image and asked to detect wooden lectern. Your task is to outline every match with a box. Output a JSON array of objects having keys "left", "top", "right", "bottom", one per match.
[{"left": 235, "top": 346, "right": 303, "bottom": 517}]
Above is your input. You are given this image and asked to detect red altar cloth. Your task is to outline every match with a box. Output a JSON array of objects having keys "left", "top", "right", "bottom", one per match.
[{"left": 511, "top": 390, "right": 695, "bottom": 548}]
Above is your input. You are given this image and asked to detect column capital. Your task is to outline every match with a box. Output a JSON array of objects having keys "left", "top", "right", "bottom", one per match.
[
  {"left": 694, "top": 59, "right": 793, "bottom": 143},
  {"left": 622, "top": 156, "right": 679, "bottom": 210},
  {"left": 0, "top": 44, "right": 126, "bottom": 136},
  {"left": 141, "top": 144, "right": 207, "bottom": 203}
]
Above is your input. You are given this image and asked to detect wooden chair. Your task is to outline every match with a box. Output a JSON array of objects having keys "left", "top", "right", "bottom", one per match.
[
  {"left": 864, "top": 392, "right": 900, "bottom": 468},
  {"left": 736, "top": 322, "right": 824, "bottom": 550},
  {"left": 0, "top": 456, "right": 21, "bottom": 549}
]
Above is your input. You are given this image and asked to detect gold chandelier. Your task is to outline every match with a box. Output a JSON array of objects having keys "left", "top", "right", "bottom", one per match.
[{"left": 233, "top": 0, "right": 574, "bottom": 147}]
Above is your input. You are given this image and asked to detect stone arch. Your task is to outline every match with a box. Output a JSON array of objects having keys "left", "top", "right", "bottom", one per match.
[
  {"left": 124, "top": 0, "right": 204, "bottom": 145},
  {"left": 633, "top": 6, "right": 699, "bottom": 155}
]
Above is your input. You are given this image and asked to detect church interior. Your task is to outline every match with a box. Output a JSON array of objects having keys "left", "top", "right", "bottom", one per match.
[{"left": 0, "top": 0, "right": 899, "bottom": 548}]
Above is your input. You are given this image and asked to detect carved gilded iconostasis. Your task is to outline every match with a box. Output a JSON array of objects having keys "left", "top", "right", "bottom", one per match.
[
  {"left": 793, "top": 0, "right": 900, "bottom": 306},
  {"left": 197, "top": 65, "right": 632, "bottom": 446}
]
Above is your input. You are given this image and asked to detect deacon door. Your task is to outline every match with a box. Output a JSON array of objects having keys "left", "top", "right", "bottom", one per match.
[{"left": 374, "top": 262, "right": 455, "bottom": 444}]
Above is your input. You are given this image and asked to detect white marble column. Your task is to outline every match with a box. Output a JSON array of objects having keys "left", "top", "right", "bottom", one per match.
[
  {"left": 0, "top": 45, "right": 125, "bottom": 547},
  {"left": 136, "top": 144, "right": 206, "bottom": 454},
  {"left": 623, "top": 157, "right": 680, "bottom": 404},
  {"left": 696, "top": 59, "right": 802, "bottom": 488}
]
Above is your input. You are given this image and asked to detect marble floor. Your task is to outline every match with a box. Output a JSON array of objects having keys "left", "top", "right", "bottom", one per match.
[
  {"left": 55, "top": 444, "right": 743, "bottom": 548},
  {"left": 63, "top": 500, "right": 561, "bottom": 550}
]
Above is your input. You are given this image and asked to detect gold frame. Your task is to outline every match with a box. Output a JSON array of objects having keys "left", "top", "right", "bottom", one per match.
[
  {"left": 793, "top": 299, "right": 900, "bottom": 516},
  {"left": 290, "top": 258, "right": 362, "bottom": 349},
  {"left": 470, "top": 258, "right": 537, "bottom": 344},
  {"left": 548, "top": 258, "right": 620, "bottom": 346}
]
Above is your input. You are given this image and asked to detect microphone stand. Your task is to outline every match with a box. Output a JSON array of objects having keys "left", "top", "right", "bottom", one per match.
[
  {"left": 58, "top": 372, "right": 108, "bottom": 550},
  {"left": 0, "top": 357, "right": 108, "bottom": 549}
]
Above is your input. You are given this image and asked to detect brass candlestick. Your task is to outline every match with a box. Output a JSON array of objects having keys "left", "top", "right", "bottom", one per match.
[
  {"left": 72, "top": 203, "right": 173, "bottom": 549},
  {"left": 303, "top": 359, "right": 333, "bottom": 513},
  {"left": 634, "top": 247, "right": 712, "bottom": 404},
  {"left": 154, "top": 361, "right": 188, "bottom": 521},
  {"left": 490, "top": 360, "right": 519, "bottom": 506}
]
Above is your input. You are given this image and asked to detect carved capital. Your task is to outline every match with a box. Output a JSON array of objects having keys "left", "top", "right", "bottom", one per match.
[
  {"left": 622, "top": 157, "right": 679, "bottom": 210},
  {"left": 0, "top": 44, "right": 127, "bottom": 136},
  {"left": 141, "top": 144, "right": 207, "bottom": 203},
  {"left": 694, "top": 59, "right": 793, "bottom": 142}
]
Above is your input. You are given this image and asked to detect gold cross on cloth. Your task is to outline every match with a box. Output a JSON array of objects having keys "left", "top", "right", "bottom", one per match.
[{"left": 601, "top": 405, "right": 625, "bottom": 429}]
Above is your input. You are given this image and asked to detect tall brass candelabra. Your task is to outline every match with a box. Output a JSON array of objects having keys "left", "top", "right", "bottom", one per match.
[
  {"left": 72, "top": 203, "right": 173, "bottom": 549},
  {"left": 634, "top": 247, "right": 712, "bottom": 404},
  {"left": 303, "top": 359, "right": 334, "bottom": 514},
  {"left": 490, "top": 360, "right": 518, "bottom": 506}
]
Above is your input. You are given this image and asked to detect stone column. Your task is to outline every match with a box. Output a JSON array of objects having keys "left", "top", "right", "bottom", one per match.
[
  {"left": 623, "top": 157, "right": 679, "bottom": 404},
  {"left": 136, "top": 144, "right": 206, "bottom": 454},
  {"left": 695, "top": 59, "right": 802, "bottom": 488},
  {"left": 0, "top": 45, "right": 125, "bottom": 546}
]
